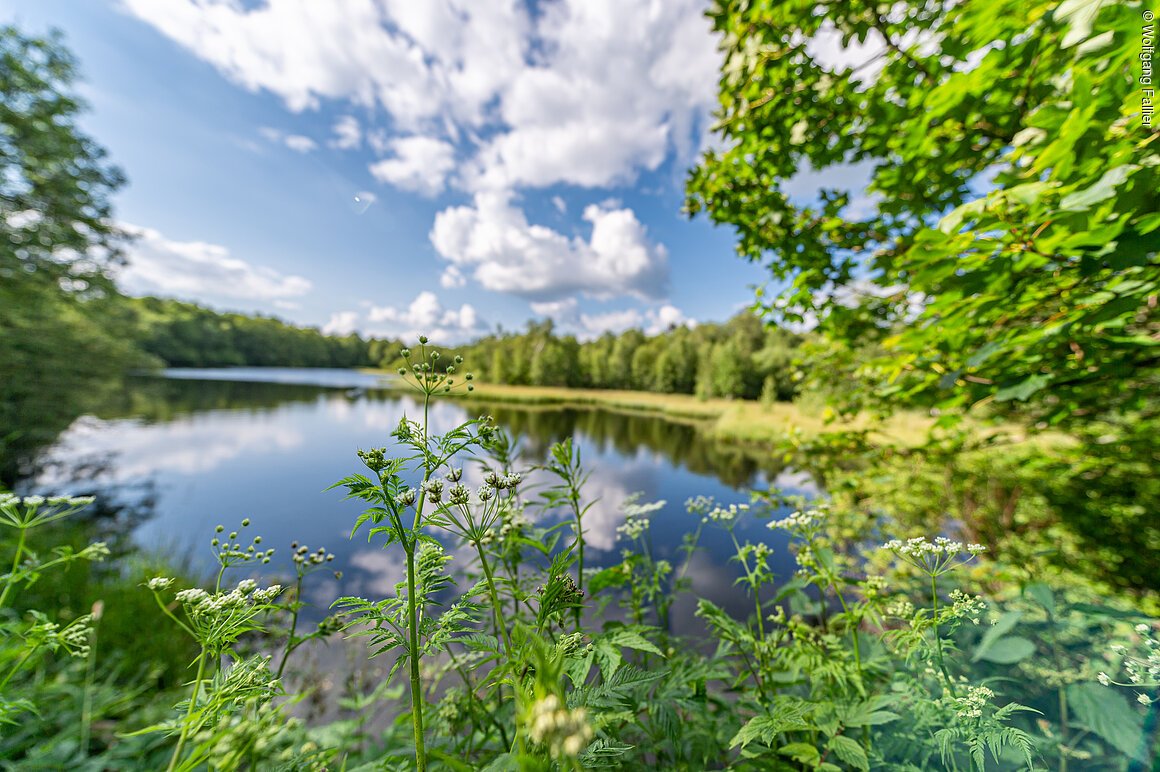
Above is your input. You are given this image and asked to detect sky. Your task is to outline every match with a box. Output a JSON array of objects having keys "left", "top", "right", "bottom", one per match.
[{"left": 4, "top": 0, "right": 873, "bottom": 343}]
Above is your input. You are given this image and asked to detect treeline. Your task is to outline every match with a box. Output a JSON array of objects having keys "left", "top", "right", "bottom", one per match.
[
  {"left": 131, "top": 297, "right": 395, "bottom": 369},
  {"left": 430, "top": 314, "right": 805, "bottom": 402}
]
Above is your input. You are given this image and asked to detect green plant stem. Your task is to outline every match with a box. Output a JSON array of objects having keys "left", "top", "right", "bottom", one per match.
[
  {"left": 80, "top": 610, "right": 99, "bottom": 754},
  {"left": 0, "top": 649, "right": 34, "bottom": 691},
  {"left": 930, "top": 574, "right": 958, "bottom": 698},
  {"left": 168, "top": 645, "right": 208, "bottom": 772},
  {"left": 0, "top": 526, "right": 28, "bottom": 610},
  {"left": 275, "top": 578, "right": 303, "bottom": 681},
  {"left": 405, "top": 544, "right": 428, "bottom": 772},
  {"left": 730, "top": 532, "right": 768, "bottom": 671},
  {"left": 570, "top": 495, "right": 584, "bottom": 630},
  {"left": 476, "top": 547, "right": 513, "bottom": 656},
  {"left": 474, "top": 546, "right": 525, "bottom": 757},
  {"left": 151, "top": 592, "right": 197, "bottom": 639}
]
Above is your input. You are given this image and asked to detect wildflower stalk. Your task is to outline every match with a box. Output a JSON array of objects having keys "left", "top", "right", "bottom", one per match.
[
  {"left": 404, "top": 542, "right": 427, "bottom": 771},
  {"left": 275, "top": 577, "right": 302, "bottom": 681},
  {"left": 0, "top": 649, "right": 34, "bottom": 691},
  {"left": 80, "top": 603, "right": 101, "bottom": 754},
  {"left": 403, "top": 381, "right": 434, "bottom": 772},
  {"left": 476, "top": 543, "right": 513, "bottom": 656},
  {"left": 730, "top": 530, "right": 769, "bottom": 676},
  {"left": 167, "top": 644, "right": 208, "bottom": 772},
  {"left": 930, "top": 574, "right": 958, "bottom": 698},
  {"left": 0, "top": 527, "right": 27, "bottom": 610}
]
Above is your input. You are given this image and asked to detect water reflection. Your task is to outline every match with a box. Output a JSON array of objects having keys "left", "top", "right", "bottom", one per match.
[{"left": 21, "top": 369, "right": 819, "bottom": 632}]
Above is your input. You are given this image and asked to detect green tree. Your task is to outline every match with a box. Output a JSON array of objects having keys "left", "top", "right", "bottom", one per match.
[
  {"left": 0, "top": 26, "right": 143, "bottom": 483},
  {"left": 687, "top": 0, "right": 1158, "bottom": 425}
]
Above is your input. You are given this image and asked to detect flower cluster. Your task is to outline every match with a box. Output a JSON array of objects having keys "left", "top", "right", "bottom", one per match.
[
  {"left": 448, "top": 482, "right": 470, "bottom": 506},
  {"left": 26, "top": 612, "right": 94, "bottom": 657},
  {"left": 684, "top": 495, "right": 716, "bottom": 517},
  {"left": 953, "top": 685, "right": 994, "bottom": 719},
  {"left": 882, "top": 536, "right": 986, "bottom": 576},
  {"left": 1, "top": 493, "right": 96, "bottom": 529},
  {"left": 173, "top": 581, "right": 283, "bottom": 616},
  {"left": 555, "top": 631, "right": 586, "bottom": 657},
  {"left": 80, "top": 542, "right": 111, "bottom": 561},
  {"left": 396, "top": 339, "right": 475, "bottom": 393},
  {"left": 421, "top": 479, "right": 444, "bottom": 502},
  {"left": 738, "top": 541, "right": 773, "bottom": 566},
  {"left": 357, "top": 447, "right": 388, "bottom": 473},
  {"left": 0, "top": 493, "right": 95, "bottom": 509},
  {"left": 212, "top": 520, "right": 275, "bottom": 566},
  {"left": 291, "top": 542, "right": 334, "bottom": 567},
  {"left": 538, "top": 574, "right": 584, "bottom": 607},
  {"left": 1100, "top": 622, "right": 1160, "bottom": 706},
  {"left": 950, "top": 589, "right": 986, "bottom": 625},
  {"left": 482, "top": 470, "right": 522, "bottom": 493},
  {"left": 617, "top": 495, "right": 666, "bottom": 541},
  {"left": 705, "top": 502, "right": 749, "bottom": 525},
  {"left": 527, "top": 694, "right": 594, "bottom": 759},
  {"left": 884, "top": 598, "right": 916, "bottom": 619},
  {"left": 768, "top": 504, "right": 826, "bottom": 533},
  {"left": 616, "top": 513, "right": 649, "bottom": 541}
]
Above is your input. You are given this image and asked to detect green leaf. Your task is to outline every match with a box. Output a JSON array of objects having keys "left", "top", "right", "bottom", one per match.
[
  {"left": 994, "top": 375, "right": 1050, "bottom": 402},
  {"left": 1067, "top": 682, "right": 1147, "bottom": 760},
  {"left": 937, "top": 198, "right": 988, "bottom": 234},
  {"left": 605, "top": 628, "right": 664, "bottom": 657},
  {"left": 841, "top": 694, "right": 902, "bottom": 727},
  {"left": 974, "top": 635, "right": 1036, "bottom": 664},
  {"left": 1024, "top": 583, "right": 1054, "bottom": 615},
  {"left": 730, "top": 698, "right": 815, "bottom": 749},
  {"left": 778, "top": 742, "right": 821, "bottom": 765},
  {"left": 827, "top": 735, "right": 870, "bottom": 771},
  {"left": 1059, "top": 165, "right": 1136, "bottom": 212},
  {"left": 972, "top": 611, "right": 1023, "bottom": 662}
]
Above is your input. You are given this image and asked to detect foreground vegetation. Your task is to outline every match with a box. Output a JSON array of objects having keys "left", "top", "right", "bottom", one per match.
[{"left": 1, "top": 342, "right": 1156, "bottom": 770}]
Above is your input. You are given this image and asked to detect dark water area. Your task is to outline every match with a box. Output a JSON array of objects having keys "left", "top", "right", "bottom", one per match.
[{"left": 17, "top": 368, "right": 819, "bottom": 633}]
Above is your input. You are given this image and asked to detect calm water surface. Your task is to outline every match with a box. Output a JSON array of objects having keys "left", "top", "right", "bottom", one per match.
[{"left": 25, "top": 368, "right": 818, "bottom": 632}]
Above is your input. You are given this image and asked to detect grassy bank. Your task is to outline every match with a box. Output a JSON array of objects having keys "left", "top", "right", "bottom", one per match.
[{"left": 363, "top": 374, "right": 949, "bottom": 448}]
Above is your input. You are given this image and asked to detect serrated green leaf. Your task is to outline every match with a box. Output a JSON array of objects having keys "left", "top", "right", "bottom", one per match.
[
  {"left": 1067, "top": 682, "right": 1146, "bottom": 760},
  {"left": 828, "top": 735, "right": 870, "bottom": 771},
  {"left": 975, "top": 635, "right": 1036, "bottom": 664},
  {"left": 973, "top": 611, "right": 1023, "bottom": 661}
]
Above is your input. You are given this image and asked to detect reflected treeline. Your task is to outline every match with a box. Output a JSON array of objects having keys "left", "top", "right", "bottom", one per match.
[
  {"left": 475, "top": 402, "right": 788, "bottom": 487},
  {"left": 1, "top": 372, "right": 127, "bottom": 488},
  {"left": 102, "top": 375, "right": 344, "bottom": 422}
]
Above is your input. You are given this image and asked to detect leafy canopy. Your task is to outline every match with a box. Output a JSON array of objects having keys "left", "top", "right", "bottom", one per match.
[{"left": 687, "top": 0, "right": 1158, "bottom": 425}]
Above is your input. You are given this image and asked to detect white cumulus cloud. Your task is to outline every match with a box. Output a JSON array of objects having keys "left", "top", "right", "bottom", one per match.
[
  {"left": 329, "top": 114, "right": 362, "bottom": 149},
  {"left": 368, "top": 136, "right": 457, "bottom": 196},
  {"left": 117, "top": 224, "right": 313, "bottom": 302},
  {"left": 430, "top": 193, "right": 668, "bottom": 301},
  {"left": 322, "top": 310, "right": 360, "bottom": 335},
  {"left": 531, "top": 298, "right": 694, "bottom": 340},
  {"left": 321, "top": 291, "right": 485, "bottom": 343},
  {"left": 258, "top": 126, "right": 317, "bottom": 152}
]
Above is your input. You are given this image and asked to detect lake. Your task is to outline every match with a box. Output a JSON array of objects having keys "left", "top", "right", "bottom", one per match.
[{"left": 20, "top": 368, "right": 818, "bottom": 633}]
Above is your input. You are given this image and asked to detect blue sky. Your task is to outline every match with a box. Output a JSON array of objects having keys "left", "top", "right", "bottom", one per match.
[{"left": 5, "top": 0, "right": 870, "bottom": 343}]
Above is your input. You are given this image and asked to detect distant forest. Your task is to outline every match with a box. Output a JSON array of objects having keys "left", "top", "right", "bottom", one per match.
[
  {"left": 136, "top": 298, "right": 810, "bottom": 403},
  {"left": 131, "top": 296, "right": 385, "bottom": 369}
]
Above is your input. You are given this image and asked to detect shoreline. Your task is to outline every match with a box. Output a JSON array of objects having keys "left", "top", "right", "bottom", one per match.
[{"left": 359, "top": 373, "right": 941, "bottom": 449}]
